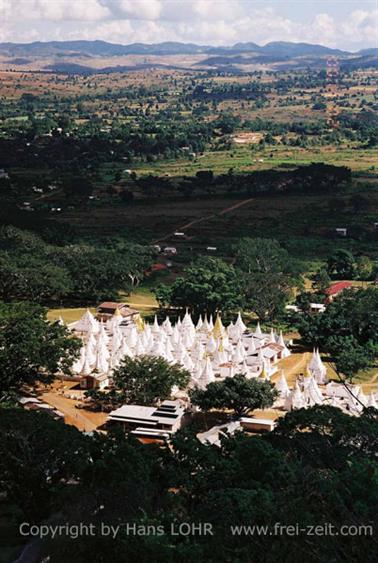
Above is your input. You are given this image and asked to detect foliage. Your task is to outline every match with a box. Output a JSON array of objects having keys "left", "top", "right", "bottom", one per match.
[
  {"left": 327, "top": 248, "right": 356, "bottom": 279},
  {"left": 0, "top": 226, "right": 153, "bottom": 303},
  {"left": 87, "top": 355, "right": 191, "bottom": 409},
  {"left": 298, "top": 287, "right": 378, "bottom": 377},
  {"left": 154, "top": 256, "right": 244, "bottom": 315},
  {"left": 1, "top": 405, "right": 377, "bottom": 562},
  {"left": 311, "top": 268, "right": 331, "bottom": 293},
  {"left": 356, "top": 255, "right": 374, "bottom": 281},
  {"left": 0, "top": 301, "right": 80, "bottom": 397},
  {"left": 190, "top": 374, "right": 278, "bottom": 417},
  {"left": 234, "top": 238, "right": 303, "bottom": 320}
]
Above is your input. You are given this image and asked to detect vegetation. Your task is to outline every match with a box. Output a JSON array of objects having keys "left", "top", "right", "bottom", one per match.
[
  {"left": 190, "top": 374, "right": 277, "bottom": 418},
  {"left": 0, "top": 302, "right": 80, "bottom": 398},
  {"left": 1, "top": 405, "right": 376, "bottom": 562},
  {"left": 327, "top": 248, "right": 375, "bottom": 280},
  {"left": 86, "top": 355, "right": 191, "bottom": 410},
  {"left": 298, "top": 287, "right": 378, "bottom": 376},
  {"left": 234, "top": 238, "right": 303, "bottom": 320},
  {"left": 0, "top": 226, "right": 154, "bottom": 304},
  {"left": 155, "top": 256, "right": 244, "bottom": 315},
  {"left": 0, "top": 52, "right": 377, "bottom": 563}
]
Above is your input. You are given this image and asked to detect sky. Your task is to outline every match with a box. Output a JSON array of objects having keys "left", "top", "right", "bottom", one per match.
[{"left": 0, "top": 0, "right": 377, "bottom": 51}]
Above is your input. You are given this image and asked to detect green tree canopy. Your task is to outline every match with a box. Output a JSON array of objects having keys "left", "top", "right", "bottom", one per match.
[
  {"left": 1, "top": 405, "right": 377, "bottom": 562},
  {"left": 327, "top": 249, "right": 356, "bottom": 279},
  {"left": 0, "top": 302, "right": 80, "bottom": 397},
  {"left": 356, "top": 255, "right": 374, "bottom": 281},
  {"left": 154, "top": 256, "right": 244, "bottom": 315},
  {"left": 234, "top": 238, "right": 303, "bottom": 320},
  {"left": 298, "top": 287, "right": 378, "bottom": 377},
  {"left": 87, "top": 355, "right": 191, "bottom": 409},
  {"left": 190, "top": 374, "right": 278, "bottom": 418},
  {"left": 312, "top": 268, "right": 331, "bottom": 294},
  {"left": 0, "top": 227, "right": 153, "bottom": 304}
]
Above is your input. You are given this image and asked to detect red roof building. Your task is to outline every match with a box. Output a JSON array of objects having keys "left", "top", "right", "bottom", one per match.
[
  {"left": 144, "top": 263, "right": 168, "bottom": 276},
  {"left": 325, "top": 281, "right": 353, "bottom": 302}
]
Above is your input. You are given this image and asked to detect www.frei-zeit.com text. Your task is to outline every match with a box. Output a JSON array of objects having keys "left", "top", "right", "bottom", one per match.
[{"left": 19, "top": 522, "right": 374, "bottom": 540}]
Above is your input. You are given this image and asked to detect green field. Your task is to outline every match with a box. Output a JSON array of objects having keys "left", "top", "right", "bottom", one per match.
[{"left": 130, "top": 143, "right": 378, "bottom": 178}]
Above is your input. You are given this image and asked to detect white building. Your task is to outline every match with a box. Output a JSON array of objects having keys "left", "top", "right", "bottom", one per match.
[{"left": 108, "top": 400, "right": 185, "bottom": 440}]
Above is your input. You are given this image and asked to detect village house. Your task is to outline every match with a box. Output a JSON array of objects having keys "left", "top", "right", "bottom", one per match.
[
  {"left": 325, "top": 281, "right": 353, "bottom": 303},
  {"left": 80, "top": 373, "right": 110, "bottom": 390},
  {"left": 18, "top": 396, "right": 64, "bottom": 421},
  {"left": 96, "top": 302, "right": 138, "bottom": 322}
]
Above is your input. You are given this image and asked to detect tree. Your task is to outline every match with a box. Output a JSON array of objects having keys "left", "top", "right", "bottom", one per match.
[
  {"left": 327, "top": 249, "right": 356, "bottom": 279},
  {"left": 119, "top": 189, "right": 134, "bottom": 203},
  {"left": 0, "top": 302, "right": 80, "bottom": 397},
  {"left": 195, "top": 170, "right": 214, "bottom": 185},
  {"left": 0, "top": 408, "right": 90, "bottom": 521},
  {"left": 312, "top": 268, "right": 331, "bottom": 294},
  {"left": 190, "top": 374, "right": 277, "bottom": 418},
  {"left": 325, "top": 336, "right": 376, "bottom": 378},
  {"left": 356, "top": 255, "right": 373, "bottom": 281},
  {"left": 154, "top": 257, "right": 244, "bottom": 315},
  {"left": 1, "top": 405, "right": 377, "bottom": 562},
  {"left": 234, "top": 238, "right": 303, "bottom": 320},
  {"left": 0, "top": 254, "right": 72, "bottom": 302},
  {"left": 295, "top": 291, "right": 313, "bottom": 312},
  {"left": 312, "top": 101, "right": 327, "bottom": 110},
  {"left": 298, "top": 287, "right": 378, "bottom": 377},
  {"left": 54, "top": 243, "right": 153, "bottom": 301},
  {"left": 88, "top": 355, "right": 190, "bottom": 409}
]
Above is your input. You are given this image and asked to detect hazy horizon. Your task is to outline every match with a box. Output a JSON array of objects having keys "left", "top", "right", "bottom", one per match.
[{"left": 0, "top": 1, "right": 377, "bottom": 51}]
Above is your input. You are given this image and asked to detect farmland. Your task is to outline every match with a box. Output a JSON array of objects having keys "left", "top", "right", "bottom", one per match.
[{"left": 0, "top": 62, "right": 377, "bottom": 282}]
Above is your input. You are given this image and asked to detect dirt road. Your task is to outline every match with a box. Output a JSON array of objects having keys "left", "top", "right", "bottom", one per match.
[
  {"left": 153, "top": 197, "right": 255, "bottom": 244},
  {"left": 40, "top": 390, "right": 107, "bottom": 432}
]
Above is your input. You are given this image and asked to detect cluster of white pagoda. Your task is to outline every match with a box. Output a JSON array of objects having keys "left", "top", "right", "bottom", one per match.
[
  {"left": 69, "top": 309, "right": 377, "bottom": 414},
  {"left": 276, "top": 348, "right": 377, "bottom": 414},
  {"left": 71, "top": 309, "right": 290, "bottom": 391}
]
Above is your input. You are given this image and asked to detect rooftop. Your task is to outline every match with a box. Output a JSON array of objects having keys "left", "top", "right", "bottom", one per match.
[
  {"left": 108, "top": 400, "right": 185, "bottom": 426},
  {"left": 325, "top": 281, "right": 353, "bottom": 296}
]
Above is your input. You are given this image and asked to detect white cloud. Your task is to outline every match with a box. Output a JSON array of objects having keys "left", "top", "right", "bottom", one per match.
[
  {"left": 177, "top": 20, "right": 239, "bottom": 44},
  {"left": 341, "top": 9, "right": 378, "bottom": 44},
  {"left": 0, "top": 1, "right": 377, "bottom": 49},
  {"left": 82, "top": 19, "right": 168, "bottom": 43},
  {"left": 193, "top": 0, "right": 242, "bottom": 20},
  {"left": 117, "top": 0, "right": 162, "bottom": 21},
  {"left": 1, "top": 0, "right": 111, "bottom": 21}
]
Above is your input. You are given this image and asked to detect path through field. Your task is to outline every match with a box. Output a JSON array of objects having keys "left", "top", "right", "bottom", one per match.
[{"left": 152, "top": 197, "right": 255, "bottom": 244}]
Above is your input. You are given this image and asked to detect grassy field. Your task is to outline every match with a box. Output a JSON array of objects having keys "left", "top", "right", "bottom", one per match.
[
  {"left": 47, "top": 289, "right": 158, "bottom": 324},
  {"left": 55, "top": 184, "right": 378, "bottom": 263},
  {"left": 47, "top": 307, "right": 96, "bottom": 324},
  {"left": 130, "top": 143, "right": 378, "bottom": 177},
  {"left": 121, "top": 287, "right": 158, "bottom": 316}
]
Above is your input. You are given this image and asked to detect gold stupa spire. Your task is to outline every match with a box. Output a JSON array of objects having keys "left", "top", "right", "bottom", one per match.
[
  {"left": 213, "top": 314, "right": 225, "bottom": 338},
  {"left": 135, "top": 314, "right": 145, "bottom": 332}
]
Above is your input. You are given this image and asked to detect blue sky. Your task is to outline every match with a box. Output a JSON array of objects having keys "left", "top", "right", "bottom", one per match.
[{"left": 0, "top": 0, "right": 377, "bottom": 50}]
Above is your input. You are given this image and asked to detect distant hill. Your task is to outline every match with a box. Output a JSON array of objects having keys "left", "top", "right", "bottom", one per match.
[
  {"left": 341, "top": 55, "right": 378, "bottom": 70},
  {"left": 1, "top": 40, "right": 376, "bottom": 74},
  {"left": 0, "top": 39, "right": 351, "bottom": 58},
  {"left": 261, "top": 41, "right": 347, "bottom": 57},
  {"left": 357, "top": 48, "right": 378, "bottom": 56},
  {"left": 0, "top": 40, "right": 208, "bottom": 57}
]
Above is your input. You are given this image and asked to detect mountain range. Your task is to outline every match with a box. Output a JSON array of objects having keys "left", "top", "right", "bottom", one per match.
[
  {"left": 0, "top": 40, "right": 363, "bottom": 57},
  {"left": 0, "top": 40, "right": 376, "bottom": 73}
]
